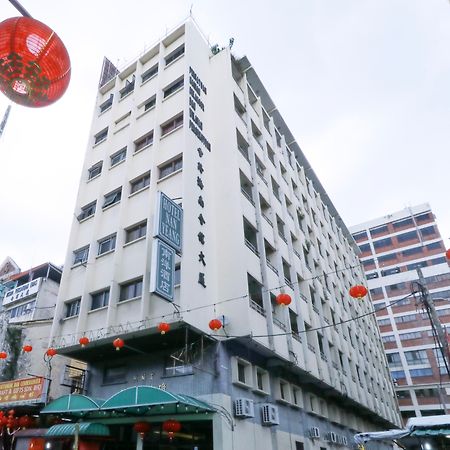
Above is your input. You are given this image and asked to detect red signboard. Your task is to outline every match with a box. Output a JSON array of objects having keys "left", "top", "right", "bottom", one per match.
[{"left": 0, "top": 377, "right": 46, "bottom": 405}]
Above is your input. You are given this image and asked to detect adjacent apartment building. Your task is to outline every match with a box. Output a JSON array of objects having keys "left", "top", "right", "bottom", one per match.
[
  {"left": 350, "top": 204, "right": 450, "bottom": 422},
  {"left": 48, "top": 19, "right": 401, "bottom": 450}
]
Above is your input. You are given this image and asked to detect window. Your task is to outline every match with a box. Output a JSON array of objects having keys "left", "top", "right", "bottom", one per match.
[
  {"left": 415, "top": 388, "right": 440, "bottom": 398},
  {"left": 394, "top": 314, "right": 416, "bottom": 323},
  {"left": 295, "top": 442, "right": 304, "bottom": 450},
  {"left": 65, "top": 298, "right": 80, "bottom": 318},
  {"left": 370, "top": 225, "right": 388, "bottom": 236},
  {"left": 373, "top": 238, "right": 392, "bottom": 249},
  {"left": 410, "top": 368, "right": 433, "bottom": 378},
  {"left": 130, "top": 172, "right": 150, "bottom": 194},
  {"left": 405, "top": 350, "right": 428, "bottom": 365},
  {"left": 352, "top": 231, "right": 368, "bottom": 241},
  {"left": 164, "top": 356, "right": 193, "bottom": 377},
  {"left": 103, "top": 365, "right": 127, "bottom": 384},
  {"left": 73, "top": 246, "right": 89, "bottom": 265},
  {"left": 141, "top": 64, "right": 158, "bottom": 83},
  {"left": 415, "top": 212, "right": 432, "bottom": 222},
  {"left": 94, "top": 128, "right": 108, "bottom": 145},
  {"left": 165, "top": 44, "right": 184, "bottom": 65},
  {"left": 397, "top": 231, "right": 418, "bottom": 242},
  {"left": 125, "top": 221, "right": 147, "bottom": 243},
  {"left": 391, "top": 370, "right": 406, "bottom": 380},
  {"left": 358, "top": 243, "right": 371, "bottom": 253},
  {"left": 103, "top": 188, "right": 122, "bottom": 208},
  {"left": 91, "top": 288, "right": 110, "bottom": 310},
  {"left": 119, "top": 278, "right": 143, "bottom": 301},
  {"left": 378, "top": 318, "right": 391, "bottom": 326},
  {"left": 381, "top": 267, "right": 400, "bottom": 276},
  {"left": 367, "top": 272, "right": 379, "bottom": 280},
  {"left": 378, "top": 253, "right": 397, "bottom": 264},
  {"left": 271, "top": 178, "right": 280, "bottom": 200},
  {"left": 174, "top": 264, "right": 181, "bottom": 285},
  {"left": 142, "top": 95, "right": 156, "bottom": 111},
  {"left": 382, "top": 335, "right": 396, "bottom": 343},
  {"left": 88, "top": 161, "right": 102, "bottom": 180},
  {"left": 120, "top": 76, "right": 135, "bottom": 98},
  {"left": 393, "top": 218, "right": 413, "bottom": 229},
  {"left": 134, "top": 131, "right": 154, "bottom": 152},
  {"left": 374, "top": 303, "right": 385, "bottom": 311},
  {"left": 163, "top": 77, "right": 184, "bottom": 98},
  {"left": 159, "top": 156, "right": 182, "bottom": 179},
  {"left": 161, "top": 113, "right": 183, "bottom": 136},
  {"left": 110, "top": 147, "right": 127, "bottom": 167},
  {"left": 99, "top": 94, "right": 113, "bottom": 113},
  {"left": 420, "top": 226, "right": 436, "bottom": 237},
  {"left": 77, "top": 201, "right": 96, "bottom": 221},
  {"left": 396, "top": 390, "right": 411, "bottom": 399},
  {"left": 237, "top": 362, "right": 246, "bottom": 383},
  {"left": 426, "top": 242, "right": 442, "bottom": 250},
  {"left": 98, "top": 234, "right": 116, "bottom": 256},
  {"left": 431, "top": 257, "right": 447, "bottom": 265},
  {"left": 255, "top": 367, "right": 269, "bottom": 392},
  {"left": 399, "top": 332, "right": 422, "bottom": 341},
  {"left": 362, "top": 259, "right": 374, "bottom": 268},
  {"left": 387, "top": 353, "right": 401, "bottom": 367},
  {"left": 370, "top": 287, "right": 383, "bottom": 296},
  {"left": 402, "top": 247, "right": 423, "bottom": 257}
]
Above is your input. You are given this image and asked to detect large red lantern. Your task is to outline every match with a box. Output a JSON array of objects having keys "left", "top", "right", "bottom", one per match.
[
  {"left": 134, "top": 421, "right": 151, "bottom": 438},
  {"left": 158, "top": 322, "right": 170, "bottom": 335},
  {"left": 0, "top": 416, "right": 8, "bottom": 426},
  {"left": 0, "top": 16, "right": 71, "bottom": 107},
  {"left": 446, "top": 249, "right": 450, "bottom": 260},
  {"left": 0, "top": 352, "right": 7, "bottom": 359},
  {"left": 18, "top": 415, "right": 33, "bottom": 429},
  {"left": 113, "top": 338, "right": 124, "bottom": 351},
  {"left": 162, "top": 419, "right": 181, "bottom": 440},
  {"left": 46, "top": 348, "right": 57, "bottom": 357},
  {"left": 275, "top": 293, "right": 291, "bottom": 306},
  {"left": 349, "top": 285, "right": 368, "bottom": 299},
  {"left": 79, "top": 336, "right": 90, "bottom": 347},
  {"left": 22, "top": 345, "right": 32, "bottom": 353},
  {"left": 208, "top": 319, "right": 222, "bottom": 331}
]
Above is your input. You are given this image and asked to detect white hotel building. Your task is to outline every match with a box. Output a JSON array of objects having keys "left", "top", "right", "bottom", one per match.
[{"left": 49, "top": 19, "right": 401, "bottom": 450}]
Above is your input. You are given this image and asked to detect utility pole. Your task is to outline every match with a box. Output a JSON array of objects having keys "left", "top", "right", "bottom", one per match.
[{"left": 416, "top": 267, "right": 450, "bottom": 413}]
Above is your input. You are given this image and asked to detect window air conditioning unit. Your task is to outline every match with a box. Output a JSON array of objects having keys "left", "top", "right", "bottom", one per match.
[
  {"left": 261, "top": 404, "right": 279, "bottom": 426},
  {"left": 234, "top": 398, "right": 255, "bottom": 418},
  {"left": 309, "top": 427, "right": 320, "bottom": 439}
]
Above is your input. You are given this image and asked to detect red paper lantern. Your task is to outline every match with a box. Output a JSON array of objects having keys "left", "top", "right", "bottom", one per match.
[
  {"left": 0, "top": 17, "right": 71, "bottom": 107},
  {"left": 22, "top": 345, "right": 32, "bottom": 353},
  {"left": 349, "top": 285, "right": 368, "bottom": 299},
  {"left": 276, "top": 293, "right": 292, "bottom": 306},
  {"left": 0, "top": 352, "right": 7, "bottom": 359},
  {"left": 162, "top": 419, "right": 181, "bottom": 440},
  {"left": 208, "top": 319, "right": 222, "bottom": 331},
  {"left": 0, "top": 416, "right": 7, "bottom": 426},
  {"left": 134, "top": 421, "right": 151, "bottom": 437},
  {"left": 79, "top": 336, "right": 90, "bottom": 347},
  {"left": 46, "top": 348, "right": 57, "bottom": 357},
  {"left": 158, "top": 322, "right": 170, "bottom": 335},
  {"left": 113, "top": 338, "right": 124, "bottom": 351},
  {"left": 446, "top": 249, "right": 450, "bottom": 260},
  {"left": 18, "top": 415, "right": 33, "bottom": 428}
]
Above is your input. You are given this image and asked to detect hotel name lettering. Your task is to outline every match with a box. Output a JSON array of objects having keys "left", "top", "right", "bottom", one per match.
[{"left": 189, "top": 67, "right": 211, "bottom": 152}]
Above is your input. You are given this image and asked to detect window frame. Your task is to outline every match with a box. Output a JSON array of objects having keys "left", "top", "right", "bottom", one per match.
[
  {"left": 94, "top": 128, "right": 108, "bottom": 145},
  {"left": 141, "top": 64, "right": 158, "bottom": 84},
  {"left": 97, "top": 234, "right": 117, "bottom": 256},
  {"left": 90, "top": 288, "right": 110, "bottom": 311},
  {"left": 88, "top": 161, "right": 103, "bottom": 180},
  {"left": 103, "top": 188, "right": 122, "bottom": 209},
  {"left": 160, "top": 113, "right": 184, "bottom": 137},
  {"left": 65, "top": 298, "right": 81, "bottom": 318},
  {"left": 130, "top": 172, "right": 151, "bottom": 194},
  {"left": 134, "top": 131, "right": 154, "bottom": 153},
  {"left": 158, "top": 155, "right": 183, "bottom": 179},
  {"left": 78, "top": 201, "right": 96, "bottom": 222},
  {"left": 110, "top": 147, "right": 127, "bottom": 167},
  {"left": 119, "top": 277, "right": 143, "bottom": 302},
  {"left": 125, "top": 221, "right": 147, "bottom": 244},
  {"left": 73, "top": 246, "right": 89, "bottom": 266}
]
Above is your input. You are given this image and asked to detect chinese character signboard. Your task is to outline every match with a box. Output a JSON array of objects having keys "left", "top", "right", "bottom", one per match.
[
  {"left": 3, "top": 278, "right": 41, "bottom": 306},
  {"left": 150, "top": 239, "right": 175, "bottom": 302},
  {"left": 154, "top": 192, "right": 183, "bottom": 254},
  {"left": 0, "top": 377, "right": 47, "bottom": 405}
]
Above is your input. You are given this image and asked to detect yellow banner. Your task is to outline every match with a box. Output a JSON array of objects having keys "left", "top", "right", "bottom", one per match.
[{"left": 0, "top": 377, "right": 45, "bottom": 404}]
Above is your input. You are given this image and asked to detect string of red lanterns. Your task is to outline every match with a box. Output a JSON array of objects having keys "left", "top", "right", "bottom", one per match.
[{"left": 79, "top": 336, "right": 90, "bottom": 347}]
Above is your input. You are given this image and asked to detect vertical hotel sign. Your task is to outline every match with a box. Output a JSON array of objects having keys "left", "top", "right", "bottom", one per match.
[{"left": 150, "top": 192, "right": 183, "bottom": 301}]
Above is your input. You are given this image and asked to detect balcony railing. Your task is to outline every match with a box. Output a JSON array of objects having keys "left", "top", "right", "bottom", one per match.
[
  {"left": 307, "top": 343, "right": 316, "bottom": 353},
  {"left": 273, "top": 317, "right": 286, "bottom": 331},
  {"left": 293, "top": 249, "right": 302, "bottom": 260},
  {"left": 241, "top": 188, "right": 255, "bottom": 206},
  {"left": 299, "top": 293, "right": 308, "bottom": 302},
  {"left": 266, "top": 259, "right": 278, "bottom": 274},
  {"left": 292, "top": 332, "right": 302, "bottom": 342},
  {"left": 249, "top": 299, "right": 266, "bottom": 317},
  {"left": 245, "top": 239, "right": 259, "bottom": 256},
  {"left": 262, "top": 213, "right": 273, "bottom": 226}
]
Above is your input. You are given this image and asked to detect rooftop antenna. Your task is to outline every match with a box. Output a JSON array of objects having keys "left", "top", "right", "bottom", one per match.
[{"left": 0, "top": 105, "right": 11, "bottom": 141}]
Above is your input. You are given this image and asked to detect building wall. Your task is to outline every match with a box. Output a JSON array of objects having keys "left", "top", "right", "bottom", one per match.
[{"left": 350, "top": 203, "right": 450, "bottom": 421}]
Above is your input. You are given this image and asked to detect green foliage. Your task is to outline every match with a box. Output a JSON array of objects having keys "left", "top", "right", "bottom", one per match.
[{"left": 0, "top": 327, "right": 23, "bottom": 381}]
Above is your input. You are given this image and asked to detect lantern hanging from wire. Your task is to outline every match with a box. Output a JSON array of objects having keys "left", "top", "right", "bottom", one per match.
[
  {"left": 0, "top": 16, "right": 71, "bottom": 107},
  {"left": 275, "top": 293, "right": 291, "bottom": 306},
  {"left": 134, "top": 421, "right": 151, "bottom": 438},
  {"left": 113, "top": 338, "right": 124, "bottom": 351},
  {"left": 208, "top": 318, "right": 222, "bottom": 331},
  {"left": 158, "top": 322, "right": 170, "bottom": 335},
  {"left": 22, "top": 345, "right": 32, "bottom": 353},
  {"left": 79, "top": 336, "right": 90, "bottom": 347},
  {"left": 0, "top": 352, "right": 7, "bottom": 359},
  {"left": 162, "top": 419, "right": 181, "bottom": 440},
  {"left": 349, "top": 285, "right": 368, "bottom": 299},
  {"left": 46, "top": 348, "right": 57, "bottom": 357}
]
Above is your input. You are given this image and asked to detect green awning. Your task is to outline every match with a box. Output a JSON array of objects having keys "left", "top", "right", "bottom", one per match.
[
  {"left": 46, "top": 423, "right": 110, "bottom": 437},
  {"left": 411, "top": 428, "right": 450, "bottom": 437},
  {"left": 41, "top": 394, "right": 101, "bottom": 417}
]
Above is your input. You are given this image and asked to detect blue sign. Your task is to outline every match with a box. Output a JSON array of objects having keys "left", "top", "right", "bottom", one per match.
[
  {"left": 154, "top": 192, "right": 183, "bottom": 253},
  {"left": 150, "top": 239, "right": 175, "bottom": 302}
]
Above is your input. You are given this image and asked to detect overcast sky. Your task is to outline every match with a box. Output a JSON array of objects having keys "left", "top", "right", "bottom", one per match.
[{"left": 1, "top": 0, "right": 449, "bottom": 270}]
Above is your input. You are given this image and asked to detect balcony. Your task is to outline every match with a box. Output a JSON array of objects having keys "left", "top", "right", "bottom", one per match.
[
  {"left": 245, "top": 239, "right": 259, "bottom": 256},
  {"left": 266, "top": 259, "right": 278, "bottom": 274},
  {"left": 273, "top": 317, "right": 286, "bottom": 331},
  {"left": 249, "top": 299, "right": 266, "bottom": 317},
  {"left": 241, "top": 187, "right": 255, "bottom": 206}
]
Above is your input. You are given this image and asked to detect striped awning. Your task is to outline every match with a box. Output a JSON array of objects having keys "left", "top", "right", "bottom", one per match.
[{"left": 46, "top": 423, "right": 110, "bottom": 437}]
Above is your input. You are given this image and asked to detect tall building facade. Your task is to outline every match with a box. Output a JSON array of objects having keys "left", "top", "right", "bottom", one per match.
[
  {"left": 350, "top": 204, "right": 450, "bottom": 422},
  {"left": 48, "top": 19, "right": 401, "bottom": 449}
]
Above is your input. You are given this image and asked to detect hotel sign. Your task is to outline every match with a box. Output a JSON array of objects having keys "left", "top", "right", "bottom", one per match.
[
  {"left": 0, "top": 377, "right": 47, "bottom": 405},
  {"left": 3, "top": 278, "right": 41, "bottom": 306},
  {"left": 150, "top": 239, "right": 175, "bottom": 302},
  {"left": 154, "top": 192, "right": 183, "bottom": 254}
]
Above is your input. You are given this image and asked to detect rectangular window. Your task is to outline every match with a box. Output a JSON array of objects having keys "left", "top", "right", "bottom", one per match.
[
  {"left": 110, "top": 147, "right": 127, "bottom": 167},
  {"left": 393, "top": 218, "right": 413, "bottom": 229},
  {"left": 405, "top": 350, "right": 428, "bottom": 365},
  {"left": 391, "top": 370, "right": 406, "bottom": 380},
  {"left": 410, "top": 368, "right": 433, "bottom": 378},
  {"left": 65, "top": 298, "right": 81, "bottom": 318},
  {"left": 237, "top": 362, "right": 246, "bottom": 383},
  {"left": 382, "top": 335, "right": 396, "bottom": 343},
  {"left": 103, "top": 188, "right": 122, "bottom": 208},
  {"left": 103, "top": 365, "right": 127, "bottom": 384},
  {"left": 130, "top": 172, "right": 150, "bottom": 194},
  {"left": 415, "top": 212, "right": 432, "bottom": 222},
  {"left": 399, "top": 332, "right": 422, "bottom": 340},
  {"left": 159, "top": 156, "right": 183, "bottom": 179},
  {"left": 141, "top": 64, "right": 158, "bottom": 83},
  {"left": 163, "top": 77, "right": 184, "bottom": 98},
  {"left": 88, "top": 162, "right": 102, "bottom": 180},
  {"left": 119, "top": 76, "right": 135, "bottom": 98},
  {"left": 125, "top": 221, "right": 147, "bottom": 243},
  {"left": 367, "top": 272, "right": 379, "bottom": 280},
  {"left": 426, "top": 242, "right": 442, "bottom": 251},
  {"left": 394, "top": 314, "right": 416, "bottom": 323},
  {"left": 98, "top": 234, "right": 116, "bottom": 256},
  {"left": 420, "top": 225, "right": 436, "bottom": 237},
  {"left": 161, "top": 113, "right": 183, "bottom": 137},
  {"left": 134, "top": 131, "right": 154, "bottom": 152},
  {"left": 119, "top": 278, "right": 143, "bottom": 301},
  {"left": 99, "top": 94, "right": 113, "bottom": 113},
  {"left": 94, "top": 128, "right": 108, "bottom": 144},
  {"left": 397, "top": 231, "right": 418, "bottom": 242},
  {"left": 378, "top": 253, "right": 397, "bottom": 263},
  {"left": 378, "top": 318, "right": 391, "bottom": 326},
  {"left": 381, "top": 267, "right": 400, "bottom": 276},
  {"left": 143, "top": 95, "right": 156, "bottom": 112},
  {"left": 370, "top": 225, "right": 388, "bottom": 237},
  {"left": 91, "top": 288, "right": 110, "bottom": 310},
  {"left": 358, "top": 243, "right": 371, "bottom": 253},
  {"left": 77, "top": 201, "right": 96, "bottom": 221},
  {"left": 373, "top": 238, "right": 393, "bottom": 249},
  {"left": 352, "top": 231, "right": 368, "bottom": 241},
  {"left": 164, "top": 356, "right": 193, "bottom": 377},
  {"left": 174, "top": 264, "right": 181, "bottom": 285},
  {"left": 73, "top": 246, "right": 89, "bottom": 265},
  {"left": 165, "top": 44, "right": 185, "bottom": 66},
  {"left": 402, "top": 247, "right": 423, "bottom": 257}
]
